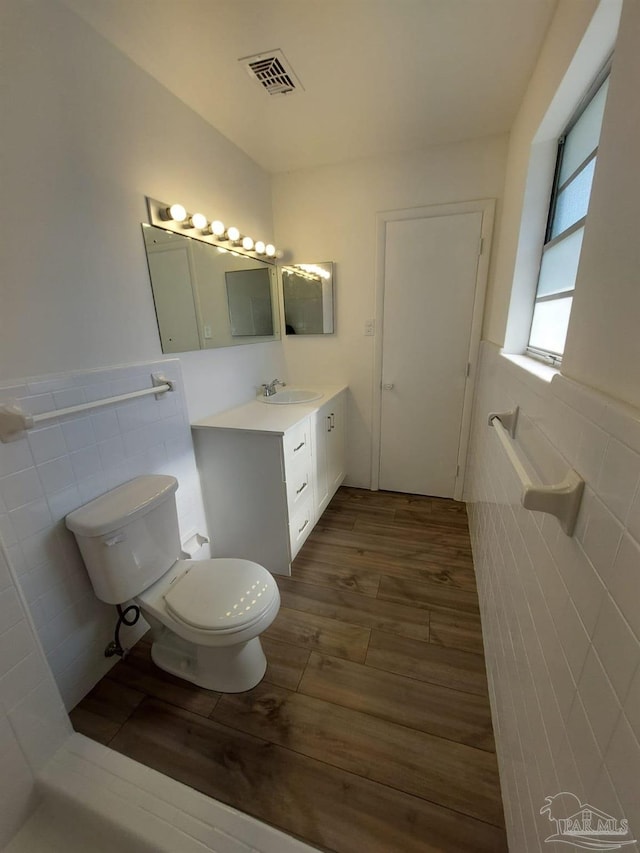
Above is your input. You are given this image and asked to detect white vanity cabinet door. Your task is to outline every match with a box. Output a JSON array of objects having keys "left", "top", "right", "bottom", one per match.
[
  {"left": 314, "top": 390, "right": 346, "bottom": 518},
  {"left": 327, "top": 391, "right": 346, "bottom": 495}
]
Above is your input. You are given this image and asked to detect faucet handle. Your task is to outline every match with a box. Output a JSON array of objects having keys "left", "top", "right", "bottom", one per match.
[{"left": 261, "top": 379, "right": 286, "bottom": 397}]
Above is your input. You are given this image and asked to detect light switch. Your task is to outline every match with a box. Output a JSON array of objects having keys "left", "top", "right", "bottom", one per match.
[
  {"left": 364, "top": 319, "right": 375, "bottom": 336},
  {"left": 203, "top": 325, "right": 212, "bottom": 339}
]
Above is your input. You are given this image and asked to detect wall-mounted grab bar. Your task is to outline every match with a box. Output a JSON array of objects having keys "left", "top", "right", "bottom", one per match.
[
  {"left": 489, "top": 412, "right": 584, "bottom": 536},
  {"left": 0, "top": 373, "right": 174, "bottom": 443}
]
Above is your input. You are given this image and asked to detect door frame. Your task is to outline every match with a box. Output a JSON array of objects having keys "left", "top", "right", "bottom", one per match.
[{"left": 371, "top": 199, "right": 495, "bottom": 500}]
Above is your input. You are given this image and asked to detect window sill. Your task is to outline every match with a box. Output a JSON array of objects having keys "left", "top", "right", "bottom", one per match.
[{"left": 500, "top": 351, "right": 559, "bottom": 383}]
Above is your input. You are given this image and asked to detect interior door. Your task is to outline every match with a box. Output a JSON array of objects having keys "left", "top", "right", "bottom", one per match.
[
  {"left": 147, "top": 243, "right": 202, "bottom": 353},
  {"left": 379, "top": 211, "right": 483, "bottom": 497}
]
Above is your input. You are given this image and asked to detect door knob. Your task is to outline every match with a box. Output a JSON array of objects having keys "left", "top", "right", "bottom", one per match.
[{"left": 382, "top": 383, "right": 394, "bottom": 390}]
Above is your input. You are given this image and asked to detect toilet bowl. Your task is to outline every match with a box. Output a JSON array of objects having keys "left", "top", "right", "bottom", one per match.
[
  {"left": 66, "top": 475, "right": 280, "bottom": 693},
  {"left": 136, "top": 557, "right": 280, "bottom": 692}
]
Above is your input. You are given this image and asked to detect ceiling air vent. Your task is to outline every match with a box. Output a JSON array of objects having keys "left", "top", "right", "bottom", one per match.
[{"left": 239, "top": 49, "right": 303, "bottom": 97}]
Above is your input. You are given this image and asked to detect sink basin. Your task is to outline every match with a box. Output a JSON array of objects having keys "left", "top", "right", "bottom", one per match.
[{"left": 259, "top": 389, "right": 323, "bottom": 405}]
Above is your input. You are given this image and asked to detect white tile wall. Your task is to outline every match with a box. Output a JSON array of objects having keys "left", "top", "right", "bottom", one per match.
[
  {"left": 466, "top": 342, "right": 640, "bottom": 850},
  {"left": 0, "top": 542, "right": 72, "bottom": 849},
  {"left": 0, "top": 359, "right": 210, "bottom": 710}
]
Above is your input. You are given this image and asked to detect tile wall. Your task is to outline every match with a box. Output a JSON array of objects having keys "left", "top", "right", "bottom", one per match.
[
  {"left": 0, "top": 540, "right": 71, "bottom": 848},
  {"left": 0, "top": 359, "right": 210, "bottom": 710},
  {"left": 466, "top": 342, "right": 640, "bottom": 850}
]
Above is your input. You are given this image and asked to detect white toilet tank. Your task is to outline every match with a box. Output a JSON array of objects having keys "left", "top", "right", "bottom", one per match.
[{"left": 66, "top": 475, "right": 181, "bottom": 605}]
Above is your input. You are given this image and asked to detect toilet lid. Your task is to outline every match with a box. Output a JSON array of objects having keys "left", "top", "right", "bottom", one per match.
[{"left": 164, "top": 559, "right": 278, "bottom": 632}]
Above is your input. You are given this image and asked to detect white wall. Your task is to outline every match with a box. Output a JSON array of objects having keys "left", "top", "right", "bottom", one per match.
[
  {"left": 0, "top": 358, "right": 211, "bottom": 712},
  {"left": 562, "top": 0, "right": 640, "bottom": 408},
  {"left": 0, "top": 542, "right": 71, "bottom": 849},
  {"left": 466, "top": 344, "right": 640, "bottom": 850},
  {"left": 464, "top": 1, "right": 640, "bottom": 847},
  {"left": 0, "top": 1, "right": 287, "bottom": 834},
  {"left": 0, "top": 0, "right": 296, "bottom": 702},
  {"left": 272, "top": 136, "right": 509, "bottom": 487},
  {"left": 486, "top": 0, "right": 599, "bottom": 349},
  {"left": 0, "top": 0, "right": 290, "bottom": 706},
  {"left": 0, "top": 0, "right": 285, "bottom": 416}
]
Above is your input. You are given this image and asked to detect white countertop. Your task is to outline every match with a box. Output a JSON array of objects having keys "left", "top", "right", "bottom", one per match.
[{"left": 191, "top": 385, "right": 347, "bottom": 435}]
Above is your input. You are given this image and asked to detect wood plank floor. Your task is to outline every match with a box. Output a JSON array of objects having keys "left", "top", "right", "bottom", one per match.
[{"left": 70, "top": 487, "right": 506, "bottom": 853}]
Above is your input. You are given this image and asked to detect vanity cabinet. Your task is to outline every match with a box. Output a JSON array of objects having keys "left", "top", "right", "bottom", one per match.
[
  {"left": 191, "top": 387, "right": 346, "bottom": 576},
  {"left": 314, "top": 393, "right": 346, "bottom": 517}
]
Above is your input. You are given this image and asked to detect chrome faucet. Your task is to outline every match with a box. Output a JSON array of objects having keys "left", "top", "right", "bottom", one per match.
[{"left": 261, "top": 378, "right": 286, "bottom": 397}]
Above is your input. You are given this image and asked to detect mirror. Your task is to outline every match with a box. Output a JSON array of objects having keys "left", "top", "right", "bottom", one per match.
[
  {"left": 142, "top": 224, "right": 280, "bottom": 353},
  {"left": 282, "top": 263, "right": 335, "bottom": 335}
]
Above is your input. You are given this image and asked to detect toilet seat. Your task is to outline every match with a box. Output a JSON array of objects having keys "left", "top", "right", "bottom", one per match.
[{"left": 164, "top": 559, "right": 278, "bottom": 633}]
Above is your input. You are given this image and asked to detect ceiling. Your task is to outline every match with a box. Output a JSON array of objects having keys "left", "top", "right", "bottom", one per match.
[{"left": 62, "top": 0, "right": 557, "bottom": 174}]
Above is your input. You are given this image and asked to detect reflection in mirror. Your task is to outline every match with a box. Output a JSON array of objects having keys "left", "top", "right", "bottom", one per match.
[
  {"left": 142, "top": 224, "right": 279, "bottom": 353},
  {"left": 282, "top": 263, "right": 335, "bottom": 335},
  {"left": 226, "top": 269, "right": 274, "bottom": 336}
]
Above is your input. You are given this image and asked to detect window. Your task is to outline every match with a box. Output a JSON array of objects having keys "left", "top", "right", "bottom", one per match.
[{"left": 527, "top": 67, "right": 610, "bottom": 363}]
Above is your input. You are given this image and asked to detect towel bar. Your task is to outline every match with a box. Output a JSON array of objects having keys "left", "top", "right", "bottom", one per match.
[
  {"left": 489, "top": 412, "right": 584, "bottom": 536},
  {"left": 0, "top": 373, "right": 174, "bottom": 443}
]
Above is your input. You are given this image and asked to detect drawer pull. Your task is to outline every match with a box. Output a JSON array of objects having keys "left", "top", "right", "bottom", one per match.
[
  {"left": 296, "top": 481, "right": 308, "bottom": 495},
  {"left": 293, "top": 441, "right": 305, "bottom": 452},
  {"left": 298, "top": 518, "right": 309, "bottom": 534},
  {"left": 327, "top": 416, "right": 332, "bottom": 432},
  {"left": 330, "top": 412, "right": 335, "bottom": 429}
]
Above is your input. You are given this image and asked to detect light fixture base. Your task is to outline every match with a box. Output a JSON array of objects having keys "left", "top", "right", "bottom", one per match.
[{"left": 145, "top": 197, "right": 279, "bottom": 265}]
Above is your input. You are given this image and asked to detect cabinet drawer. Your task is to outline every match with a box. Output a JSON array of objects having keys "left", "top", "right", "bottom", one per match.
[
  {"left": 283, "top": 419, "right": 312, "bottom": 463},
  {"left": 286, "top": 458, "right": 314, "bottom": 512},
  {"left": 289, "top": 496, "right": 314, "bottom": 556}
]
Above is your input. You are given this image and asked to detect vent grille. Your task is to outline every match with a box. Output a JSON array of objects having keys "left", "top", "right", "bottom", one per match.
[{"left": 239, "top": 50, "right": 303, "bottom": 97}]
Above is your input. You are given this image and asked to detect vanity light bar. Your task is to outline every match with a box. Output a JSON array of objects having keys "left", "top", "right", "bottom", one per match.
[{"left": 148, "top": 197, "right": 281, "bottom": 261}]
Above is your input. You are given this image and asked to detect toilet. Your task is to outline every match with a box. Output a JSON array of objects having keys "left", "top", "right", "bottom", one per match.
[{"left": 65, "top": 475, "right": 280, "bottom": 693}]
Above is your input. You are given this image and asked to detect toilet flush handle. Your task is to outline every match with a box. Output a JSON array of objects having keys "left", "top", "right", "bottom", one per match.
[{"left": 103, "top": 533, "right": 126, "bottom": 547}]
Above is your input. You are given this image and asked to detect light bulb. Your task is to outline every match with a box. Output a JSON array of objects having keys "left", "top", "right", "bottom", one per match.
[
  {"left": 190, "top": 212, "right": 207, "bottom": 230},
  {"left": 210, "top": 220, "right": 225, "bottom": 237},
  {"left": 168, "top": 203, "right": 187, "bottom": 222},
  {"left": 227, "top": 226, "right": 240, "bottom": 242},
  {"left": 265, "top": 244, "right": 276, "bottom": 257},
  {"left": 242, "top": 236, "right": 254, "bottom": 251},
  {"left": 254, "top": 240, "right": 266, "bottom": 254}
]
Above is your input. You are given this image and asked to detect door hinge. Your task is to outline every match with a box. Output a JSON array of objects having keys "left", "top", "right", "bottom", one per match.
[
  {"left": 456, "top": 464, "right": 460, "bottom": 477},
  {"left": 478, "top": 237, "right": 484, "bottom": 256},
  {"left": 466, "top": 362, "right": 471, "bottom": 377}
]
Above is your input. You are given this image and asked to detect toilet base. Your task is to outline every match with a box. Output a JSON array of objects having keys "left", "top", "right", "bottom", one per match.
[{"left": 150, "top": 635, "right": 267, "bottom": 693}]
